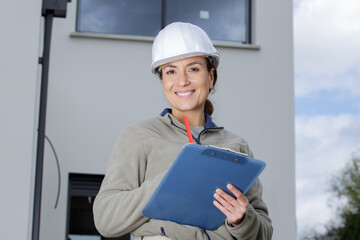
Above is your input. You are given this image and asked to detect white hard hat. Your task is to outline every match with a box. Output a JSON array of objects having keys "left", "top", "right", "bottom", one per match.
[{"left": 151, "top": 22, "right": 220, "bottom": 74}]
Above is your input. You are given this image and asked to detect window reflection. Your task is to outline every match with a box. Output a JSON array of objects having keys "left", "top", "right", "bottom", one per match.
[
  {"left": 77, "top": 0, "right": 162, "bottom": 37},
  {"left": 166, "top": 0, "right": 248, "bottom": 43}
]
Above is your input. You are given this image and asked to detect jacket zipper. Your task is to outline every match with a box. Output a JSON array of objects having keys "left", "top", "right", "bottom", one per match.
[{"left": 171, "top": 122, "right": 222, "bottom": 145}]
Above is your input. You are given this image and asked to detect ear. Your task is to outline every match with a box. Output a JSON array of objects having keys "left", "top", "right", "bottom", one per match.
[{"left": 209, "top": 68, "right": 215, "bottom": 90}]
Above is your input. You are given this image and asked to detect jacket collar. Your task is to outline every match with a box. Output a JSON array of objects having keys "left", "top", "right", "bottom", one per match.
[{"left": 160, "top": 108, "right": 222, "bottom": 129}]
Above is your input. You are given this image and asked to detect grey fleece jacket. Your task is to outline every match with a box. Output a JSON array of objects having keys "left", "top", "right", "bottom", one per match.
[{"left": 93, "top": 110, "right": 273, "bottom": 239}]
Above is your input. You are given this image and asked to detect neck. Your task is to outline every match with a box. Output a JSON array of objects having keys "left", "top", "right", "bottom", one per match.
[{"left": 172, "top": 109, "right": 205, "bottom": 127}]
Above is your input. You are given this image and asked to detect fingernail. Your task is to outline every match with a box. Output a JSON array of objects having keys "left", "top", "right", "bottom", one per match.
[
  {"left": 227, "top": 184, "right": 232, "bottom": 189},
  {"left": 214, "top": 193, "right": 218, "bottom": 198},
  {"left": 216, "top": 188, "right": 221, "bottom": 193}
]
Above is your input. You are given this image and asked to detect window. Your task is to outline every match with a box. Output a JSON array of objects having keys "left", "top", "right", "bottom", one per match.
[
  {"left": 165, "top": 0, "right": 250, "bottom": 43},
  {"left": 66, "top": 173, "right": 130, "bottom": 240},
  {"left": 77, "top": 0, "right": 163, "bottom": 37},
  {"left": 76, "top": 0, "right": 251, "bottom": 43}
]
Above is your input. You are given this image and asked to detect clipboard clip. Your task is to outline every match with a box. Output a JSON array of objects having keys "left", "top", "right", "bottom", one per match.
[{"left": 206, "top": 145, "right": 248, "bottom": 156}]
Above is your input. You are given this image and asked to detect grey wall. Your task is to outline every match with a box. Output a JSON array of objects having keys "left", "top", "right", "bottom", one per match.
[
  {"left": 0, "top": 0, "right": 42, "bottom": 239},
  {"left": 1, "top": 0, "right": 296, "bottom": 239}
]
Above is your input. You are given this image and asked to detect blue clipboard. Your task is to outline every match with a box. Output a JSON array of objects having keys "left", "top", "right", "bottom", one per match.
[{"left": 142, "top": 143, "right": 266, "bottom": 230}]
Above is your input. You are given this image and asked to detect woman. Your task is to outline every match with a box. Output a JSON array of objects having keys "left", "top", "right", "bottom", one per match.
[{"left": 93, "top": 22, "right": 273, "bottom": 240}]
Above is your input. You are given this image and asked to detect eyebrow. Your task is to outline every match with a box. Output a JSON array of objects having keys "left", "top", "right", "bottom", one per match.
[{"left": 162, "top": 61, "right": 204, "bottom": 71}]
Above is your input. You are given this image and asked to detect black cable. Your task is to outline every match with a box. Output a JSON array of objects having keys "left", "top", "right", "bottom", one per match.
[
  {"left": 45, "top": 135, "right": 61, "bottom": 209},
  {"left": 203, "top": 229, "right": 211, "bottom": 240}
]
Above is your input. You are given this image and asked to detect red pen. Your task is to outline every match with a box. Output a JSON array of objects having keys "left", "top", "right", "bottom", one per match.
[{"left": 183, "top": 116, "right": 194, "bottom": 143}]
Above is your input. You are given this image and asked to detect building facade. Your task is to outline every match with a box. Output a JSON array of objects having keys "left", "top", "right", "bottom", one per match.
[{"left": 0, "top": 0, "right": 296, "bottom": 239}]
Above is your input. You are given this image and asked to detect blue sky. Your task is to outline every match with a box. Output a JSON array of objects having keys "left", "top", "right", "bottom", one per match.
[
  {"left": 296, "top": 88, "right": 360, "bottom": 115},
  {"left": 294, "top": 0, "right": 360, "bottom": 236}
]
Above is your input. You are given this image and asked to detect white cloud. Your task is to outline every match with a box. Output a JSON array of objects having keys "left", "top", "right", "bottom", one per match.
[
  {"left": 295, "top": 69, "right": 360, "bottom": 98},
  {"left": 295, "top": 113, "right": 360, "bottom": 235},
  {"left": 294, "top": 0, "right": 360, "bottom": 97}
]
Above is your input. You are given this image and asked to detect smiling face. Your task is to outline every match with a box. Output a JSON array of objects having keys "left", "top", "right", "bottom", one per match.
[{"left": 161, "top": 56, "right": 214, "bottom": 122}]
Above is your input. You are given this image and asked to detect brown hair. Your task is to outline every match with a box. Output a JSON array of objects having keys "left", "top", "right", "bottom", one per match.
[
  {"left": 156, "top": 56, "right": 218, "bottom": 116},
  {"left": 204, "top": 57, "right": 217, "bottom": 116}
]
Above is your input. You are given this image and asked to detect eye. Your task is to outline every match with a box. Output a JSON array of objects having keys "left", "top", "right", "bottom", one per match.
[
  {"left": 189, "top": 67, "right": 200, "bottom": 72},
  {"left": 165, "top": 69, "right": 175, "bottom": 75}
]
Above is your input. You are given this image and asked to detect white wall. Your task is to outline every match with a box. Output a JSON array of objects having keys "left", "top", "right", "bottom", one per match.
[
  {"left": 0, "top": 0, "right": 295, "bottom": 239},
  {"left": 0, "top": 0, "right": 42, "bottom": 239}
]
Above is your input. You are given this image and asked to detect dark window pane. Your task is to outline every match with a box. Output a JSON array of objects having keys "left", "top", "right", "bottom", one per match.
[
  {"left": 69, "top": 196, "right": 97, "bottom": 235},
  {"left": 67, "top": 174, "right": 130, "bottom": 240},
  {"left": 77, "top": 0, "right": 162, "bottom": 37},
  {"left": 166, "top": 0, "right": 249, "bottom": 43}
]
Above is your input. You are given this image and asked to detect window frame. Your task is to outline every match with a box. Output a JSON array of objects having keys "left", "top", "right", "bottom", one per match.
[{"left": 74, "top": 0, "right": 254, "bottom": 46}]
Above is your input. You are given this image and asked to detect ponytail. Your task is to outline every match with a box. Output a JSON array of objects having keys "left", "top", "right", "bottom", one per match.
[
  {"left": 204, "top": 57, "right": 217, "bottom": 116},
  {"left": 204, "top": 99, "right": 214, "bottom": 116}
]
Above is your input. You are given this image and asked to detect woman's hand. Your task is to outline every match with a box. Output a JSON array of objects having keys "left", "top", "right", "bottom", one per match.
[{"left": 213, "top": 184, "right": 249, "bottom": 226}]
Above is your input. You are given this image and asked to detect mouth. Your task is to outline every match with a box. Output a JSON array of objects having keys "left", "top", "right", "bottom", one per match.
[{"left": 175, "top": 90, "right": 195, "bottom": 98}]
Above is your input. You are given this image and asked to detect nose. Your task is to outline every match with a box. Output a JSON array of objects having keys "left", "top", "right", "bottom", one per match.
[{"left": 177, "top": 71, "right": 190, "bottom": 86}]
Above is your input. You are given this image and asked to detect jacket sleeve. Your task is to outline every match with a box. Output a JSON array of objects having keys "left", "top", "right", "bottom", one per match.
[{"left": 93, "top": 126, "right": 165, "bottom": 237}]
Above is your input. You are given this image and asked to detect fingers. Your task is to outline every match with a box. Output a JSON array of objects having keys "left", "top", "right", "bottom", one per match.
[
  {"left": 214, "top": 184, "right": 248, "bottom": 206},
  {"left": 213, "top": 198, "right": 231, "bottom": 216},
  {"left": 214, "top": 188, "right": 235, "bottom": 210},
  {"left": 227, "top": 184, "right": 248, "bottom": 206},
  {"left": 213, "top": 184, "right": 249, "bottom": 225}
]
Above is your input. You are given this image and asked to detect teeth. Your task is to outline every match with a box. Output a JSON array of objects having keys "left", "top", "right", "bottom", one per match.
[{"left": 177, "top": 91, "right": 193, "bottom": 97}]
